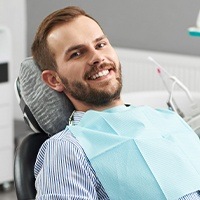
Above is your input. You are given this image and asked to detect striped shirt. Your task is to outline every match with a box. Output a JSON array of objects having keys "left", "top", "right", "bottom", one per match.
[{"left": 34, "top": 111, "right": 200, "bottom": 199}]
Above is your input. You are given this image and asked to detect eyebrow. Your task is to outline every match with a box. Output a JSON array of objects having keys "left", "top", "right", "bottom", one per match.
[
  {"left": 95, "top": 34, "right": 107, "bottom": 43},
  {"left": 65, "top": 35, "right": 107, "bottom": 55}
]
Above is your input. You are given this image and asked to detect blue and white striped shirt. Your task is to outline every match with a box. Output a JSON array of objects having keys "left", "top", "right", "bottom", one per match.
[{"left": 34, "top": 111, "right": 200, "bottom": 199}]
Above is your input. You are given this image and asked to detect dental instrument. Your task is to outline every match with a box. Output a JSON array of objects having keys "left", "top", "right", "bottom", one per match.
[{"left": 148, "top": 56, "right": 200, "bottom": 134}]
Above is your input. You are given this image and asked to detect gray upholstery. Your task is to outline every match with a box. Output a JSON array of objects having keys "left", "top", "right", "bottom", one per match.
[{"left": 19, "top": 57, "right": 74, "bottom": 135}]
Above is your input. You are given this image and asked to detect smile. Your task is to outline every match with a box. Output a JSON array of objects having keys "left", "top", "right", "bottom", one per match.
[{"left": 89, "top": 69, "right": 109, "bottom": 80}]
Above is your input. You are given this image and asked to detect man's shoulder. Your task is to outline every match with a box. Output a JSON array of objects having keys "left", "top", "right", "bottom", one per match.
[
  {"left": 34, "top": 127, "right": 86, "bottom": 176},
  {"left": 46, "top": 126, "right": 82, "bottom": 149}
]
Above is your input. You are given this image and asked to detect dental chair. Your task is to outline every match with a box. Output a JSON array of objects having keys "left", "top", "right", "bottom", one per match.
[
  {"left": 14, "top": 57, "right": 75, "bottom": 200},
  {"left": 14, "top": 131, "right": 48, "bottom": 199}
]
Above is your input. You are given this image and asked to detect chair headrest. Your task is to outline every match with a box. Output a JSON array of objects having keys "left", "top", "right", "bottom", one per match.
[{"left": 16, "top": 57, "right": 75, "bottom": 136}]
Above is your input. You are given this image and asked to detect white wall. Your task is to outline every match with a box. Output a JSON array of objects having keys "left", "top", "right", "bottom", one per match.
[
  {"left": 115, "top": 47, "right": 200, "bottom": 93},
  {"left": 0, "top": 0, "right": 27, "bottom": 120}
]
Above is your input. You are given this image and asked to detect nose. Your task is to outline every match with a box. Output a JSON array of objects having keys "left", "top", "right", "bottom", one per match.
[{"left": 88, "top": 49, "right": 105, "bottom": 67}]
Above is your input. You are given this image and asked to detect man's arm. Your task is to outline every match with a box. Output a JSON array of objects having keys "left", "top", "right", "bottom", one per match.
[{"left": 34, "top": 137, "right": 104, "bottom": 199}]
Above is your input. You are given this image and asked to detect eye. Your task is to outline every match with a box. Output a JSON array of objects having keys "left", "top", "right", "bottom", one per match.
[
  {"left": 70, "top": 51, "right": 81, "bottom": 59},
  {"left": 96, "top": 42, "right": 106, "bottom": 49}
]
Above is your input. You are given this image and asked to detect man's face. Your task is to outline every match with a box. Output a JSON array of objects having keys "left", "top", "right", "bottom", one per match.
[{"left": 47, "top": 15, "right": 122, "bottom": 107}]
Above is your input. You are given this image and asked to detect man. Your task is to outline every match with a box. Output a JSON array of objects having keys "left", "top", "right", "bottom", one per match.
[{"left": 32, "top": 6, "right": 200, "bottom": 199}]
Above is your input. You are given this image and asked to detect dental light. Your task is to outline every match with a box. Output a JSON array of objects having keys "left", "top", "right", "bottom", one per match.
[{"left": 188, "top": 10, "right": 200, "bottom": 37}]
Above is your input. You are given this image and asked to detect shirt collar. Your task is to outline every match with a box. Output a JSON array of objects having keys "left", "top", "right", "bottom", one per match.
[
  {"left": 70, "top": 105, "right": 128, "bottom": 126},
  {"left": 69, "top": 111, "right": 85, "bottom": 126}
]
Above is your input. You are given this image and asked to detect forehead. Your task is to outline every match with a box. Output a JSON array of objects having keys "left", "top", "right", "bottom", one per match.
[{"left": 47, "top": 16, "right": 104, "bottom": 53}]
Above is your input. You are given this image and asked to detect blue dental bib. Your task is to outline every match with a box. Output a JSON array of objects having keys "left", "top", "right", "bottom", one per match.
[{"left": 68, "top": 105, "right": 200, "bottom": 200}]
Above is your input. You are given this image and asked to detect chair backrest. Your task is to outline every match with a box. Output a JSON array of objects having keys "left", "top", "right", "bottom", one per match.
[
  {"left": 18, "top": 57, "right": 74, "bottom": 135},
  {"left": 14, "top": 132, "right": 49, "bottom": 200},
  {"left": 14, "top": 57, "right": 74, "bottom": 199}
]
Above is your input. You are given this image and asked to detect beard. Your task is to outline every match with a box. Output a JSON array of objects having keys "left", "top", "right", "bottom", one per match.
[{"left": 59, "top": 62, "right": 122, "bottom": 107}]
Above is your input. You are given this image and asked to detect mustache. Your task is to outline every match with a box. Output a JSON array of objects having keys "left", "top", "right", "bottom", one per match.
[{"left": 84, "top": 62, "right": 116, "bottom": 79}]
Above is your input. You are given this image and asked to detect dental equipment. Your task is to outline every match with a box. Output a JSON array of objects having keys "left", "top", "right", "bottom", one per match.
[
  {"left": 188, "top": 9, "right": 200, "bottom": 37},
  {"left": 148, "top": 56, "right": 200, "bottom": 134}
]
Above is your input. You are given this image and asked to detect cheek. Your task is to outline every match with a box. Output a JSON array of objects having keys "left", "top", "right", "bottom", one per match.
[
  {"left": 107, "top": 48, "right": 120, "bottom": 63},
  {"left": 62, "top": 65, "right": 85, "bottom": 82}
]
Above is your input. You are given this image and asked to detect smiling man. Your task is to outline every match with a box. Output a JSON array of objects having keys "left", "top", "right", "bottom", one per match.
[
  {"left": 33, "top": 10, "right": 123, "bottom": 112},
  {"left": 32, "top": 6, "right": 200, "bottom": 200}
]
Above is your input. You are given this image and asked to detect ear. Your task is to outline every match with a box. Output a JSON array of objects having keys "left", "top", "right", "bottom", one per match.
[{"left": 42, "top": 70, "right": 64, "bottom": 92}]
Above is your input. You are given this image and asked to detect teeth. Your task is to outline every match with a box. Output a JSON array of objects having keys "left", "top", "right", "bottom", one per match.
[{"left": 91, "top": 70, "right": 109, "bottom": 80}]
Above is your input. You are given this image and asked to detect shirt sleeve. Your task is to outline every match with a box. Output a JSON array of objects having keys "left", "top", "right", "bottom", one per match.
[{"left": 34, "top": 137, "right": 101, "bottom": 200}]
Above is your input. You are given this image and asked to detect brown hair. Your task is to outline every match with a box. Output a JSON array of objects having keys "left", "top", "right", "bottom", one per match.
[{"left": 31, "top": 6, "right": 100, "bottom": 71}]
